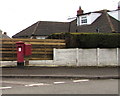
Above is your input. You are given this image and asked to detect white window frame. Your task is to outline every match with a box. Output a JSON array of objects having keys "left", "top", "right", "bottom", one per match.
[{"left": 81, "top": 16, "right": 87, "bottom": 24}]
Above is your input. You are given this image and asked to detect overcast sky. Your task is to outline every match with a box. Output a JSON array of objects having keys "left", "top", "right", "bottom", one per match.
[{"left": 0, "top": 0, "right": 119, "bottom": 37}]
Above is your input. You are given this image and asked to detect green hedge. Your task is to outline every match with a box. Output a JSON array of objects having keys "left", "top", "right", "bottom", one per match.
[{"left": 47, "top": 32, "right": 120, "bottom": 48}]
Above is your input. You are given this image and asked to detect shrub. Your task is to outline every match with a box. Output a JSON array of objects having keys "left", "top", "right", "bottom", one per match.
[{"left": 47, "top": 32, "right": 120, "bottom": 48}]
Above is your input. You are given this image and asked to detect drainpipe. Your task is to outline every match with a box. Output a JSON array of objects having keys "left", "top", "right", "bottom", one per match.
[{"left": 68, "top": 22, "right": 71, "bottom": 32}]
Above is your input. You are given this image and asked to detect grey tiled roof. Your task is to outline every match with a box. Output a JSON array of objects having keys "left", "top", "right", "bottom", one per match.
[
  {"left": 12, "top": 21, "right": 70, "bottom": 38},
  {"left": 77, "top": 10, "right": 120, "bottom": 33},
  {"left": 76, "top": 10, "right": 120, "bottom": 33},
  {"left": 0, "top": 32, "right": 10, "bottom": 39}
]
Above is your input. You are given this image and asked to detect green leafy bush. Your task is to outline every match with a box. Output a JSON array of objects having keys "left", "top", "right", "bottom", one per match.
[{"left": 47, "top": 32, "right": 120, "bottom": 48}]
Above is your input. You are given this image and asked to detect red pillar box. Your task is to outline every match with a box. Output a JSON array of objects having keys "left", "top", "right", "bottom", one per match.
[
  {"left": 25, "top": 44, "right": 32, "bottom": 56},
  {"left": 24, "top": 44, "right": 32, "bottom": 66},
  {"left": 16, "top": 41, "right": 25, "bottom": 67}
]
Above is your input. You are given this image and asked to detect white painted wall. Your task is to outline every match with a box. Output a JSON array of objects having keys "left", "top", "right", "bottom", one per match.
[
  {"left": 90, "top": 13, "right": 102, "bottom": 24},
  {"left": 118, "top": 48, "right": 120, "bottom": 65},
  {"left": 99, "top": 49, "right": 117, "bottom": 66},
  {"left": 54, "top": 48, "right": 77, "bottom": 65},
  {"left": 53, "top": 48, "right": 119, "bottom": 66},
  {"left": 78, "top": 49, "right": 97, "bottom": 66},
  {"left": 1, "top": 48, "right": 119, "bottom": 67},
  {"left": 108, "top": 10, "right": 120, "bottom": 21}
]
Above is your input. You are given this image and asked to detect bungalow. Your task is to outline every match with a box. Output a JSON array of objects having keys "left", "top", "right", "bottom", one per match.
[
  {"left": 12, "top": 21, "right": 70, "bottom": 39},
  {"left": 12, "top": 7, "right": 120, "bottom": 39},
  {"left": 0, "top": 30, "right": 10, "bottom": 39}
]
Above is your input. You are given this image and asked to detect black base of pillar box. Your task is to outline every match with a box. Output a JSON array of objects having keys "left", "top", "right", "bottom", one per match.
[{"left": 17, "top": 62, "right": 24, "bottom": 67}]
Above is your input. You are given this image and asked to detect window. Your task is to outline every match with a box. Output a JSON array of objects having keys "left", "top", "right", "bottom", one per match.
[
  {"left": 77, "top": 16, "right": 88, "bottom": 26},
  {"left": 81, "top": 16, "right": 87, "bottom": 24},
  {"left": 36, "top": 36, "right": 46, "bottom": 39}
]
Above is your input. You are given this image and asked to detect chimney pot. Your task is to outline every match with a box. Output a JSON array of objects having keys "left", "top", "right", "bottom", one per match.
[{"left": 3, "top": 32, "right": 7, "bottom": 35}]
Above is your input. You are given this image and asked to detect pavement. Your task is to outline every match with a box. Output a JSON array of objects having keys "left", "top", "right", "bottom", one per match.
[{"left": 1, "top": 66, "right": 120, "bottom": 79}]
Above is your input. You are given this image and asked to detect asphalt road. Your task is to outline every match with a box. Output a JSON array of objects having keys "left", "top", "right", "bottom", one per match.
[
  {"left": 2, "top": 66, "right": 119, "bottom": 78},
  {"left": 1, "top": 78, "right": 119, "bottom": 94}
]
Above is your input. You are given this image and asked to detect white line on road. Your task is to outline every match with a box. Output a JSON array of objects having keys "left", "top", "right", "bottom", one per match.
[
  {"left": 25, "top": 83, "right": 50, "bottom": 87},
  {"left": 0, "top": 87, "right": 12, "bottom": 90},
  {"left": 73, "top": 79, "right": 89, "bottom": 83},
  {"left": 53, "top": 81, "right": 65, "bottom": 84}
]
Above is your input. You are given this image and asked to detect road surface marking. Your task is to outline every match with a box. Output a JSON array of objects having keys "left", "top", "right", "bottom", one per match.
[
  {"left": 25, "top": 83, "right": 50, "bottom": 87},
  {"left": 73, "top": 79, "right": 89, "bottom": 83},
  {"left": 53, "top": 81, "right": 65, "bottom": 84},
  {"left": 2, "top": 81, "right": 31, "bottom": 85},
  {"left": 0, "top": 87, "right": 12, "bottom": 90}
]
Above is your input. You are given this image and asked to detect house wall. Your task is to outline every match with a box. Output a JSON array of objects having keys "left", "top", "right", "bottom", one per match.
[{"left": 70, "top": 19, "right": 77, "bottom": 32}]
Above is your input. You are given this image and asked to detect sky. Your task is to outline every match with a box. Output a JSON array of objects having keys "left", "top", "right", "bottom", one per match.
[{"left": 0, "top": 0, "right": 120, "bottom": 37}]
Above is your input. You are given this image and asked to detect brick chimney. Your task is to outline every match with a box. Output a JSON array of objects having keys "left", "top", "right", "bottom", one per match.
[{"left": 77, "top": 6, "right": 84, "bottom": 16}]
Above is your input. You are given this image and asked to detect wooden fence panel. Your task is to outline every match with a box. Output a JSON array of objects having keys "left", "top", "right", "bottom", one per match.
[{"left": 0, "top": 39, "right": 66, "bottom": 61}]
